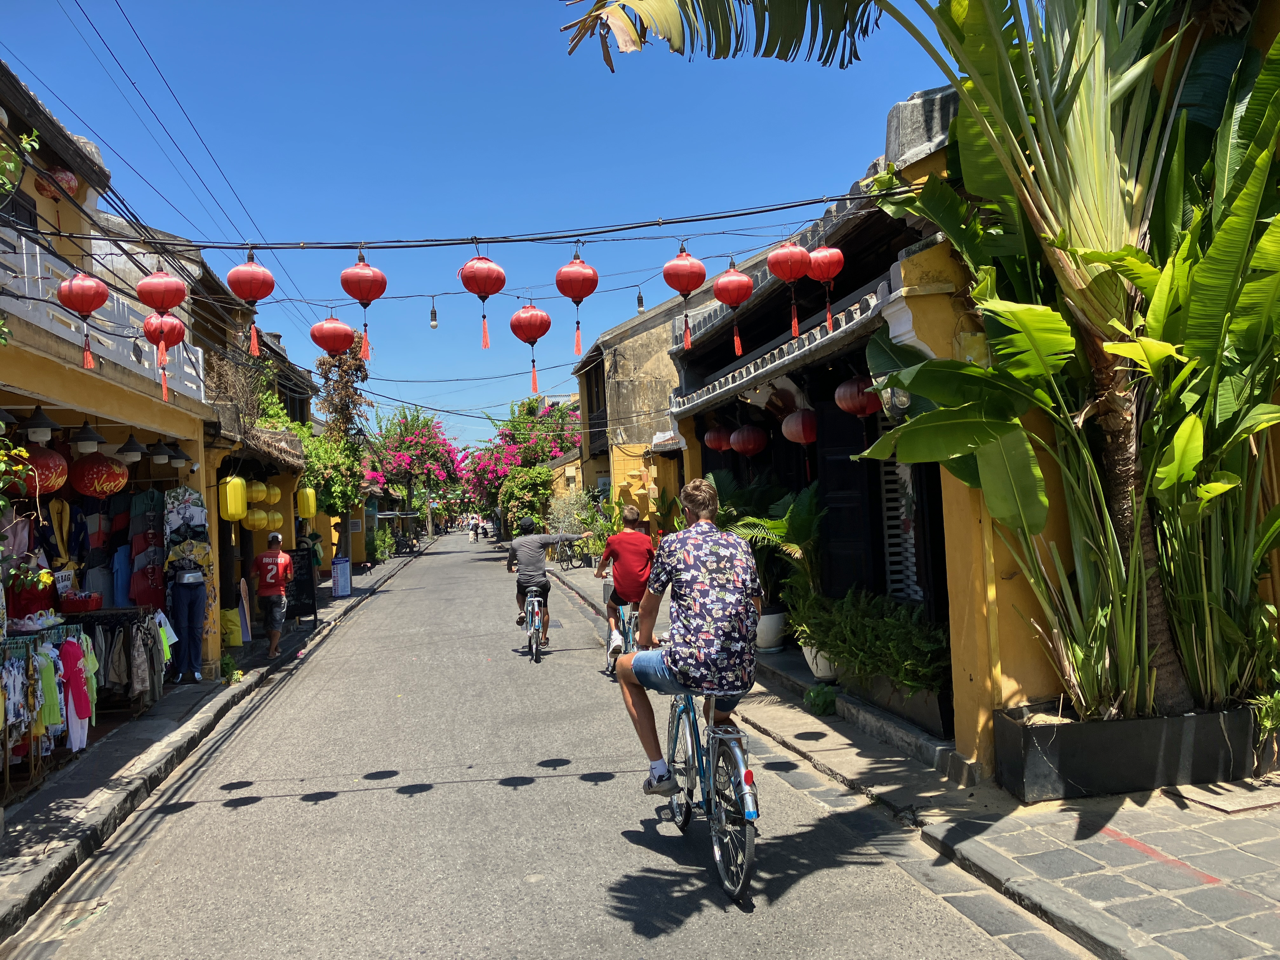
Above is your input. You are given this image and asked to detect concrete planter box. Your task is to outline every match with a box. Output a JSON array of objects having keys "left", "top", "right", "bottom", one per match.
[
  {"left": 994, "top": 707, "right": 1254, "bottom": 803},
  {"left": 840, "top": 671, "right": 953, "bottom": 740}
]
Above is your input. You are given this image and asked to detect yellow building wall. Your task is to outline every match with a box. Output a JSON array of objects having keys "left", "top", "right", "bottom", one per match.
[
  {"left": 897, "top": 239, "right": 1067, "bottom": 775},
  {"left": 350, "top": 509, "right": 367, "bottom": 564},
  {"left": 678, "top": 418, "right": 702, "bottom": 484},
  {"left": 609, "top": 444, "right": 681, "bottom": 532}
]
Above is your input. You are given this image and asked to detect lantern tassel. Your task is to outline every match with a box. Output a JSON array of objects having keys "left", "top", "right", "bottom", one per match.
[
  {"left": 531, "top": 358, "right": 538, "bottom": 394},
  {"left": 791, "top": 292, "right": 799, "bottom": 339},
  {"left": 734, "top": 323, "right": 742, "bottom": 357},
  {"left": 161, "top": 369, "right": 169, "bottom": 403},
  {"left": 156, "top": 341, "right": 168, "bottom": 368},
  {"left": 574, "top": 315, "right": 582, "bottom": 357},
  {"left": 82, "top": 331, "right": 94, "bottom": 370},
  {"left": 360, "top": 321, "right": 371, "bottom": 360},
  {"left": 683, "top": 312, "right": 692, "bottom": 351},
  {"left": 249, "top": 323, "right": 260, "bottom": 357},
  {"left": 482, "top": 313, "right": 490, "bottom": 349},
  {"left": 826, "top": 288, "right": 833, "bottom": 332}
]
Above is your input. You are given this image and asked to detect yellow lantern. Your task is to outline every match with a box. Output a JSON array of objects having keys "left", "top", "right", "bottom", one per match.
[
  {"left": 264, "top": 483, "right": 281, "bottom": 505},
  {"left": 246, "top": 480, "right": 267, "bottom": 503},
  {"left": 297, "top": 486, "right": 317, "bottom": 519},
  {"left": 219, "top": 476, "right": 248, "bottom": 522},
  {"left": 241, "top": 508, "right": 268, "bottom": 532},
  {"left": 267, "top": 510, "right": 283, "bottom": 531}
]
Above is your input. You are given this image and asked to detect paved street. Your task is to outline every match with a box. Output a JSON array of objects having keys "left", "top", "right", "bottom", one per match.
[{"left": 0, "top": 540, "right": 1084, "bottom": 959}]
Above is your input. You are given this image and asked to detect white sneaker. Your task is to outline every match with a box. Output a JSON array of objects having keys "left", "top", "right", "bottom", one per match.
[{"left": 608, "top": 631, "right": 624, "bottom": 657}]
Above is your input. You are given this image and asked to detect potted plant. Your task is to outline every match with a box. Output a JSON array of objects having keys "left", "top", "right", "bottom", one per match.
[{"left": 732, "top": 483, "right": 831, "bottom": 672}]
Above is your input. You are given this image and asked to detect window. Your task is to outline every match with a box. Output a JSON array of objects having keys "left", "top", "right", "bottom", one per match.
[{"left": 2, "top": 190, "right": 36, "bottom": 231}]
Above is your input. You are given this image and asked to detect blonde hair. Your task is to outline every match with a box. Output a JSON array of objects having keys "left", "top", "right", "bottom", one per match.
[{"left": 680, "top": 478, "right": 719, "bottom": 521}]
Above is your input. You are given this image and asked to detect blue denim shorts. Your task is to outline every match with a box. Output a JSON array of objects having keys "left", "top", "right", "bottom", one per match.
[{"left": 629, "top": 649, "right": 745, "bottom": 714}]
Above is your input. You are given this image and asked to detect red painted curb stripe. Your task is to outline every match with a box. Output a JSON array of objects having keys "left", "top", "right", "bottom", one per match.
[{"left": 1099, "top": 826, "right": 1220, "bottom": 884}]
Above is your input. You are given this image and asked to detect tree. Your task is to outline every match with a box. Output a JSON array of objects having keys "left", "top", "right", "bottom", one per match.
[
  {"left": 314, "top": 333, "right": 373, "bottom": 556},
  {"left": 316, "top": 333, "right": 372, "bottom": 440},
  {"left": 563, "top": 1, "right": 1277, "bottom": 717},
  {"left": 369, "top": 406, "right": 461, "bottom": 536}
]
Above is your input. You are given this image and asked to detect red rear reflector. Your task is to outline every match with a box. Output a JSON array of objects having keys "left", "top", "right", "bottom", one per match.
[{"left": 743, "top": 769, "right": 754, "bottom": 786}]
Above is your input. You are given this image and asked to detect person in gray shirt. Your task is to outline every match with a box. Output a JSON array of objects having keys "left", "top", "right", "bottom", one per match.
[{"left": 508, "top": 516, "right": 589, "bottom": 647}]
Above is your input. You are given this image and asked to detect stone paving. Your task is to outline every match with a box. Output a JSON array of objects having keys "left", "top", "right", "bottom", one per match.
[{"left": 550, "top": 558, "right": 1280, "bottom": 960}]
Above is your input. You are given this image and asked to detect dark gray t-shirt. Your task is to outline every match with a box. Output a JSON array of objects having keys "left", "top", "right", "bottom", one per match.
[{"left": 508, "top": 533, "right": 578, "bottom": 585}]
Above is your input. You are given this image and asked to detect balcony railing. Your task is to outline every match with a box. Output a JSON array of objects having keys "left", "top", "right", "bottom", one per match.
[{"left": 0, "top": 224, "right": 204, "bottom": 403}]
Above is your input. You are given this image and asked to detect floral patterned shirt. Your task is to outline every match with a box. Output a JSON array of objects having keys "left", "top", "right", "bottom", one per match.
[{"left": 648, "top": 520, "right": 762, "bottom": 696}]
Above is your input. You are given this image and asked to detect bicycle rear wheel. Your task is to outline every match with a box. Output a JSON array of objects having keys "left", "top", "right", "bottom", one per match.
[
  {"left": 710, "top": 739, "right": 756, "bottom": 899},
  {"left": 558, "top": 546, "right": 572, "bottom": 572},
  {"left": 666, "top": 703, "right": 694, "bottom": 831},
  {"left": 532, "top": 607, "right": 543, "bottom": 663}
]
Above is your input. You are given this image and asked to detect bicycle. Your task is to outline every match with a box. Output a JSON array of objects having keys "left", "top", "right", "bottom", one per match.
[
  {"left": 523, "top": 591, "right": 545, "bottom": 664},
  {"left": 556, "top": 539, "right": 575, "bottom": 572},
  {"left": 666, "top": 693, "right": 760, "bottom": 900},
  {"left": 605, "top": 602, "right": 639, "bottom": 677}
]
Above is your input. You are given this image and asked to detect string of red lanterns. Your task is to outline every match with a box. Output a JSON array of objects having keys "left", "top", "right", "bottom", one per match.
[{"left": 136, "top": 271, "right": 188, "bottom": 402}]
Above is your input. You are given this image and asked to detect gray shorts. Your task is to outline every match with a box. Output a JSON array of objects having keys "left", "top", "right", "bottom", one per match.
[{"left": 259, "top": 594, "right": 287, "bottom": 632}]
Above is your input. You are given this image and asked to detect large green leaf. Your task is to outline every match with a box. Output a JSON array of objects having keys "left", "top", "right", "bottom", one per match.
[
  {"left": 888, "top": 360, "right": 1034, "bottom": 415},
  {"left": 942, "top": 452, "right": 982, "bottom": 488},
  {"left": 1075, "top": 246, "right": 1160, "bottom": 302},
  {"left": 1102, "top": 337, "right": 1186, "bottom": 378},
  {"left": 1154, "top": 413, "right": 1204, "bottom": 490},
  {"left": 1212, "top": 43, "right": 1262, "bottom": 228},
  {"left": 859, "top": 403, "right": 1020, "bottom": 464},
  {"left": 915, "top": 174, "right": 991, "bottom": 271},
  {"left": 1184, "top": 117, "right": 1279, "bottom": 359},
  {"left": 975, "top": 428, "right": 1048, "bottom": 535},
  {"left": 1229, "top": 216, "right": 1280, "bottom": 357},
  {"left": 1223, "top": 403, "right": 1280, "bottom": 451},
  {"left": 866, "top": 326, "right": 929, "bottom": 376},
  {"left": 981, "top": 300, "right": 1076, "bottom": 379}
]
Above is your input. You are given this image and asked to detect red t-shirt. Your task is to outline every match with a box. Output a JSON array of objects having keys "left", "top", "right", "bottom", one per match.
[
  {"left": 603, "top": 529, "right": 656, "bottom": 604},
  {"left": 253, "top": 550, "right": 294, "bottom": 597}
]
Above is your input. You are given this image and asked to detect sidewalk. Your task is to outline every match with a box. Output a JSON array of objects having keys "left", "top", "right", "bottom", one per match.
[
  {"left": 550, "top": 562, "right": 1280, "bottom": 960},
  {"left": 0, "top": 541, "right": 431, "bottom": 944}
]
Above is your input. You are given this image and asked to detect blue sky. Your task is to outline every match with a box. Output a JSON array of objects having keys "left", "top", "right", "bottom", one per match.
[{"left": 6, "top": 2, "right": 944, "bottom": 446}]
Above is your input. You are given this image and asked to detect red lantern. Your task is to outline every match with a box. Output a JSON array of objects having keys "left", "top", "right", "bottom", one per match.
[
  {"left": 782, "top": 409, "right": 817, "bottom": 445},
  {"left": 227, "top": 251, "right": 275, "bottom": 358},
  {"left": 341, "top": 250, "right": 387, "bottom": 361},
  {"left": 767, "top": 242, "right": 811, "bottom": 339},
  {"left": 143, "top": 313, "right": 187, "bottom": 402},
  {"left": 70, "top": 452, "right": 129, "bottom": 498},
  {"left": 713, "top": 258, "right": 754, "bottom": 357},
  {"left": 459, "top": 256, "right": 506, "bottom": 349},
  {"left": 835, "top": 377, "right": 882, "bottom": 417},
  {"left": 34, "top": 167, "right": 77, "bottom": 202},
  {"left": 703, "top": 426, "right": 733, "bottom": 452},
  {"left": 807, "top": 247, "right": 844, "bottom": 332},
  {"left": 136, "top": 271, "right": 187, "bottom": 313},
  {"left": 310, "top": 318, "right": 356, "bottom": 358},
  {"left": 555, "top": 252, "right": 599, "bottom": 357},
  {"left": 730, "top": 424, "right": 767, "bottom": 458},
  {"left": 10, "top": 446, "right": 68, "bottom": 496},
  {"left": 510, "top": 304, "right": 552, "bottom": 393},
  {"left": 664, "top": 244, "right": 706, "bottom": 351},
  {"left": 57, "top": 273, "right": 109, "bottom": 370}
]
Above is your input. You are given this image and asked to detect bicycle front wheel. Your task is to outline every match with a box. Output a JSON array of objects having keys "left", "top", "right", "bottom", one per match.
[
  {"left": 710, "top": 739, "right": 756, "bottom": 899},
  {"left": 558, "top": 547, "right": 571, "bottom": 572},
  {"left": 666, "top": 704, "right": 694, "bottom": 831}
]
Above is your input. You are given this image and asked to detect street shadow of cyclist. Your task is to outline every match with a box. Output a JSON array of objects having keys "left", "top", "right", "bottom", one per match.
[{"left": 607, "top": 809, "right": 889, "bottom": 936}]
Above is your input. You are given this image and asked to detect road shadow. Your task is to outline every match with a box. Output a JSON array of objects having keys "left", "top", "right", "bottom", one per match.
[{"left": 608, "top": 807, "right": 888, "bottom": 937}]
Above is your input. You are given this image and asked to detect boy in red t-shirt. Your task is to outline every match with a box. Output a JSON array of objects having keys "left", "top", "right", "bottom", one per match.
[
  {"left": 594, "top": 505, "right": 656, "bottom": 660},
  {"left": 252, "top": 532, "right": 294, "bottom": 658}
]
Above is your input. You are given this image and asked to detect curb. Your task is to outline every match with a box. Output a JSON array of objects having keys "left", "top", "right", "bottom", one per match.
[{"left": 0, "top": 547, "right": 426, "bottom": 945}]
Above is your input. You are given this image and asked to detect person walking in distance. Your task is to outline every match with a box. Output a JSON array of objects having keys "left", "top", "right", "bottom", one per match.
[
  {"left": 594, "top": 504, "right": 656, "bottom": 660},
  {"left": 469, "top": 514, "right": 480, "bottom": 544},
  {"left": 252, "top": 532, "right": 294, "bottom": 659},
  {"left": 616, "top": 479, "right": 761, "bottom": 795}
]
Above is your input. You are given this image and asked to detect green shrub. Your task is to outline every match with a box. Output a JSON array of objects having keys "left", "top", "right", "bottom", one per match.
[
  {"left": 373, "top": 526, "right": 394, "bottom": 562},
  {"left": 804, "top": 683, "right": 838, "bottom": 716}
]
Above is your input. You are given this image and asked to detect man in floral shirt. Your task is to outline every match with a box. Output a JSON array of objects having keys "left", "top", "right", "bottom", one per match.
[{"left": 617, "top": 478, "right": 762, "bottom": 796}]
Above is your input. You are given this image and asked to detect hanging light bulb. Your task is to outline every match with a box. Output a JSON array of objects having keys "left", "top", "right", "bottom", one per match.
[
  {"left": 636, "top": 289, "right": 645, "bottom": 313},
  {"left": 116, "top": 434, "right": 147, "bottom": 463},
  {"left": 430, "top": 297, "right": 438, "bottom": 330},
  {"left": 71, "top": 420, "right": 105, "bottom": 453}
]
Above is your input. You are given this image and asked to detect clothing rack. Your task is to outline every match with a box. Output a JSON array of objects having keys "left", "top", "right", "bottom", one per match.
[{"left": 1, "top": 635, "right": 39, "bottom": 801}]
